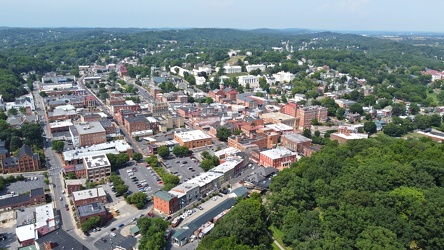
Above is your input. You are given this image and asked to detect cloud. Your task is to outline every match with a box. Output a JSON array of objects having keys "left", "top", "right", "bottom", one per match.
[{"left": 318, "top": 0, "right": 370, "bottom": 13}]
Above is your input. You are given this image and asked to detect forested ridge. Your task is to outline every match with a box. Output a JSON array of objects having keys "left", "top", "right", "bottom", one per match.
[{"left": 267, "top": 136, "right": 444, "bottom": 249}]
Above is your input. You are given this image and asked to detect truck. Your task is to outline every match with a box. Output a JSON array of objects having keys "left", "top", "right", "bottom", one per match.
[{"left": 171, "top": 217, "right": 183, "bottom": 228}]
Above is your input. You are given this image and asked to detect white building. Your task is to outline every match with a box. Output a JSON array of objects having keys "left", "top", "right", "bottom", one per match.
[
  {"left": 169, "top": 182, "right": 200, "bottom": 209},
  {"left": 273, "top": 71, "right": 295, "bottom": 83},
  {"left": 192, "top": 66, "right": 212, "bottom": 76},
  {"left": 238, "top": 75, "right": 259, "bottom": 88},
  {"left": 246, "top": 64, "right": 266, "bottom": 73},
  {"left": 170, "top": 66, "right": 192, "bottom": 77},
  {"left": 195, "top": 76, "right": 206, "bottom": 85},
  {"left": 223, "top": 65, "right": 242, "bottom": 74}
]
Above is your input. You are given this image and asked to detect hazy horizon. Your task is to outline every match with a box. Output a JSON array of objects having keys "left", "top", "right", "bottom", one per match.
[{"left": 2, "top": 0, "right": 444, "bottom": 33}]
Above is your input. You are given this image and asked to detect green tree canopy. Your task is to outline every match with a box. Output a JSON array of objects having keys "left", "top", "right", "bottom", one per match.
[
  {"left": 126, "top": 192, "right": 148, "bottom": 209},
  {"left": 157, "top": 145, "right": 170, "bottom": 158},
  {"left": 51, "top": 140, "right": 64, "bottom": 153},
  {"left": 81, "top": 216, "right": 101, "bottom": 232},
  {"left": 216, "top": 127, "right": 232, "bottom": 142},
  {"left": 132, "top": 152, "right": 143, "bottom": 162}
]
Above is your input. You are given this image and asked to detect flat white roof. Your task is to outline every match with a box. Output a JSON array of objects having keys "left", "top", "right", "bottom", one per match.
[
  {"left": 65, "top": 179, "right": 86, "bottom": 186},
  {"left": 74, "top": 122, "right": 105, "bottom": 135},
  {"left": 186, "top": 172, "right": 222, "bottom": 187},
  {"left": 174, "top": 130, "right": 211, "bottom": 143},
  {"left": 260, "top": 112, "right": 294, "bottom": 120},
  {"left": 214, "top": 147, "right": 240, "bottom": 158},
  {"left": 62, "top": 140, "right": 131, "bottom": 161},
  {"left": 332, "top": 132, "right": 369, "bottom": 140},
  {"left": 210, "top": 157, "right": 242, "bottom": 174},
  {"left": 49, "top": 120, "right": 73, "bottom": 128},
  {"left": 72, "top": 187, "right": 106, "bottom": 201},
  {"left": 35, "top": 204, "right": 55, "bottom": 229},
  {"left": 260, "top": 147, "right": 296, "bottom": 160},
  {"left": 265, "top": 123, "right": 294, "bottom": 132},
  {"left": 83, "top": 154, "right": 110, "bottom": 169},
  {"left": 16, "top": 224, "right": 37, "bottom": 241}
]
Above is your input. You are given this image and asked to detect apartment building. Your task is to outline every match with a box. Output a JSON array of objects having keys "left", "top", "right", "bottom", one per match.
[
  {"left": 70, "top": 122, "right": 107, "bottom": 147},
  {"left": 83, "top": 154, "right": 111, "bottom": 182},
  {"left": 148, "top": 102, "right": 169, "bottom": 117},
  {"left": 281, "top": 132, "right": 312, "bottom": 153},
  {"left": 124, "top": 116, "right": 149, "bottom": 135}
]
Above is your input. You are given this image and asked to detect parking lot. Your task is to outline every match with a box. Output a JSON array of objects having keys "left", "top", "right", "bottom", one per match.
[
  {"left": 93, "top": 226, "right": 137, "bottom": 250},
  {"left": 118, "top": 162, "right": 163, "bottom": 197},
  {"left": 163, "top": 155, "right": 203, "bottom": 183},
  {"left": 0, "top": 175, "right": 46, "bottom": 196}
]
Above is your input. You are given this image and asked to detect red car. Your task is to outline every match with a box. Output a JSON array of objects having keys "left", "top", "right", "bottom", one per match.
[{"left": 147, "top": 212, "right": 154, "bottom": 217}]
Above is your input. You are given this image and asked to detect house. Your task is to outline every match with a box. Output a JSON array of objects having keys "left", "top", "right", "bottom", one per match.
[
  {"left": 1, "top": 145, "right": 41, "bottom": 174},
  {"left": 77, "top": 202, "right": 108, "bottom": 225},
  {"left": 65, "top": 179, "right": 86, "bottom": 195}
]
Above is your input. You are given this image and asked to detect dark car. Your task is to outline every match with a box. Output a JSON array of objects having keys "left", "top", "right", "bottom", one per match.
[
  {"left": 118, "top": 223, "right": 124, "bottom": 228},
  {"left": 84, "top": 232, "right": 90, "bottom": 237},
  {"left": 110, "top": 227, "right": 116, "bottom": 232}
]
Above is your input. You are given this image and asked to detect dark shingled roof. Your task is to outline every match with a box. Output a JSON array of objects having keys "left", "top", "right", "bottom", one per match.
[{"left": 35, "top": 228, "right": 89, "bottom": 250}]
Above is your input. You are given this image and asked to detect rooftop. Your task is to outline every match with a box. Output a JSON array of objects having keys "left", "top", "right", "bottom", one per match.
[
  {"left": 35, "top": 228, "right": 89, "bottom": 250},
  {"left": 210, "top": 157, "right": 243, "bottom": 174},
  {"left": 174, "top": 130, "right": 212, "bottom": 143},
  {"left": 16, "top": 224, "right": 36, "bottom": 242},
  {"left": 260, "top": 147, "right": 297, "bottom": 160},
  {"left": 260, "top": 112, "right": 295, "bottom": 120},
  {"left": 154, "top": 190, "right": 177, "bottom": 202},
  {"left": 73, "top": 121, "right": 105, "bottom": 135},
  {"left": 265, "top": 123, "right": 294, "bottom": 132},
  {"left": 62, "top": 140, "right": 131, "bottom": 161},
  {"left": 214, "top": 147, "right": 241, "bottom": 158},
  {"left": 35, "top": 204, "right": 56, "bottom": 230},
  {"left": 77, "top": 202, "right": 106, "bottom": 217},
  {"left": 281, "top": 132, "right": 312, "bottom": 143},
  {"left": 186, "top": 172, "right": 223, "bottom": 188},
  {"left": 72, "top": 187, "right": 106, "bottom": 202},
  {"left": 49, "top": 120, "right": 73, "bottom": 129},
  {"left": 65, "top": 179, "right": 86, "bottom": 186},
  {"left": 83, "top": 154, "right": 110, "bottom": 169}
]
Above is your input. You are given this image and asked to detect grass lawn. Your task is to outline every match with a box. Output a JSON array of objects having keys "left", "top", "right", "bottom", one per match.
[
  {"left": 227, "top": 55, "right": 246, "bottom": 65},
  {"left": 272, "top": 242, "right": 281, "bottom": 250},
  {"left": 269, "top": 224, "right": 290, "bottom": 250}
]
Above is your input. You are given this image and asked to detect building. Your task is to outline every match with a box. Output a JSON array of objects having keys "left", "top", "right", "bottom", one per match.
[
  {"left": 34, "top": 204, "right": 57, "bottom": 236},
  {"left": 330, "top": 126, "right": 369, "bottom": 144},
  {"left": 238, "top": 75, "right": 259, "bottom": 88},
  {"left": 174, "top": 130, "right": 212, "bottom": 149},
  {"left": 153, "top": 190, "right": 179, "bottom": 215},
  {"left": 246, "top": 64, "right": 266, "bottom": 72},
  {"left": 83, "top": 154, "right": 111, "bottom": 182},
  {"left": 168, "top": 183, "right": 200, "bottom": 209},
  {"left": 186, "top": 172, "right": 223, "bottom": 196},
  {"left": 65, "top": 179, "right": 86, "bottom": 195},
  {"left": 296, "top": 106, "right": 328, "bottom": 130},
  {"left": 72, "top": 187, "right": 107, "bottom": 207},
  {"left": 0, "top": 188, "right": 45, "bottom": 210},
  {"left": 83, "top": 96, "right": 96, "bottom": 108},
  {"left": 35, "top": 228, "right": 89, "bottom": 250},
  {"left": 124, "top": 116, "right": 149, "bottom": 135},
  {"left": 148, "top": 102, "right": 169, "bottom": 117},
  {"left": 281, "top": 132, "right": 312, "bottom": 153},
  {"left": 70, "top": 122, "right": 106, "bottom": 147},
  {"left": 1, "top": 145, "right": 41, "bottom": 174},
  {"left": 223, "top": 65, "right": 242, "bottom": 74},
  {"left": 209, "top": 156, "right": 246, "bottom": 182},
  {"left": 273, "top": 71, "right": 295, "bottom": 83},
  {"left": 62, "top": 140, "right": 133, "bottom": 165},
  {"left": 77, "top": 202, "right": 108, "bottom": 224},
  {"left": 260, "top": 112, "right": 296, "bottom": 129},
  {"left": 172, "top": 198, "right": 236, "bottom": 246},
  {"left": 259, "top": 147, "right": 297, "bottom": 170}
]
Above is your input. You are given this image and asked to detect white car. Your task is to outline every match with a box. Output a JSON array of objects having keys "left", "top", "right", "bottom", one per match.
[{"left": 110, "top": 232, "right": 116, "bottom": 237}]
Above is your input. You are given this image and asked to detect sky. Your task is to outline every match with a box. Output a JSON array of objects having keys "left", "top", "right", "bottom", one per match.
[{"left": 1, "top": 0, "right": 443, "bottom": 33}]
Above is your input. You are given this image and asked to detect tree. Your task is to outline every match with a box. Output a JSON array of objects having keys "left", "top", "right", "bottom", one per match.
[
  {"left": 391, "top": 103, "right": 406, "bottom": 116},
  {"left": 172, "top": 145, "right": 189, "bottom": 157},
  {"left": 132, "top": 152, "right": 143, "bottom": 162},
  {"left": 349, "top": 103, "right": 364, "bottom": 115},
  {"left": 51, "top": 140, "right": 64, "bottom": 153},
  {"left": 302, "top": 128, "right": 312, "bottom": 139},
  {"left": 187, "top": 96, "right": 195, "bottom": 103},
  {"left": 137, "top": 217, "right": 169, "bottom": 250},
  {"left": 363, "top": 121, "right": 377, "bottom": 134},
  {"left": 383, "top": 123, "right": 406, "bottom": 137},
  {"left": 355, "top": 226, "right": 403, "bottom": 250},
  {"left": 336, "top": 107, "right": 346, "bottom": 120},
  {"left": 7, "top": 108, "right": 18, "bottom": 116},
  {"left": 21, "top": 123, "right": 43, "bottom": 148},
  {"left": 157, "top": 145, "right": 170, "bottom": 158},
  {"left": 201, "top": 151, "right": 211, "bottom": 159},
  {"left": 145, "top": 155, "right": 158, "bottom": 166},
  {"left": 216, "top": 127, "right": 232, "bottom": 142},
  {"left": 39, "top": 91, "right": 47, "bottom": 97},
  {"left": 234, "top": 129, "right": 242, "bottom": 135},
  {"left": 200, "top": 158, "right": 215, "bottom": 172},
  {"left": 0, "top": 111, "right": 6, "bottom": 120},
  {"left": 9, "top": 136, "right": 22, "bottom": 151},
  {"left": 115, "top": 184, "right": 129, "bottom": 197},
  {"left": 281, "top": 95, "right": 288, "bottom": 103},
  {"left": 81, "top": 216, "right": 101, "bottom": 232},
  {"left": 205, "top": 97, "right": 214, "bottom": 104},
  {"left": 410, "top": 103, "right": 420, "bottom": 115},
  {"left": 107, "top": 153, "right": 130, "bottom": 170},
  {"left": 126, "top": 192, "right": 148, "bottom": 209}
]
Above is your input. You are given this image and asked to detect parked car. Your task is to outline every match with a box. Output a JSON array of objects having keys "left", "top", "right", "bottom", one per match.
[
  {"left": 118, "top": 223, "right": 124, "bottom": 228},
  {"left": 110, "top": 228, "right": 116, "bottom": 232}
]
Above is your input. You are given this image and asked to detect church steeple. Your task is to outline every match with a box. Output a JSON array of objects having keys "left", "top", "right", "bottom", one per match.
[{"left": 219, "top": 78, "right": 225, "bottom": 90}]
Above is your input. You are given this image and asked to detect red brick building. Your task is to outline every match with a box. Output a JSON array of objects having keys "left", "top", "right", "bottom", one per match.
[
  {"left": 65, "top": 179, "right": 86, "bottom": 195},
  {"left": 1, "top": 145, "right": 41, "bottom": 174},
  {"left": 83, "top": 95, "right": 96, "bottom": 108},
  {"left": 77, "top": 202, "right": 108, "bottom": 224},
  {"left": 259, "top": 147, "right": 297, "bottom": 170},
  {"left": 124, "top": 116, "right": 149, "bottom": 135},
  {"left": 153, "top": 190, "right": 179, "bottom": 215},
  {"left": 72, "top": 188, "right": 108, "bottom": 207},
  {"left": 280, "top": 102, "right": 299, "bottom": 117},
  {"left": 111, "top": 104, "right": 140, "bottom": 114},
  {"left": 0, "top": 188, "right": 45, "bottom": 210},
  {"left": 281, "top": 132, "right": 312, "bottom": 153}
]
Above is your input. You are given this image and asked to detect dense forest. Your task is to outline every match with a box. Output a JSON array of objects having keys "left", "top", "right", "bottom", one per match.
[{"left": 268, "top": 136, "right": 444, "bottom": 249}]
